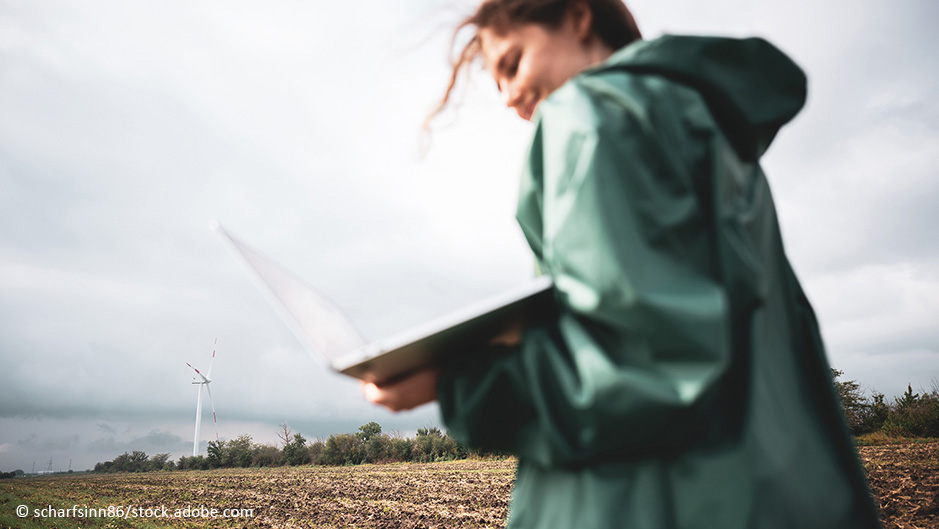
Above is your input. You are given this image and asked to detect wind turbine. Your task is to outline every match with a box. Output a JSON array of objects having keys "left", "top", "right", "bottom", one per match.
[{"left": 186, "top": 338, "right": 218, "bottom": 457}]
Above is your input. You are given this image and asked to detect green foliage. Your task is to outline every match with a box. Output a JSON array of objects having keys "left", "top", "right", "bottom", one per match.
[
  {"left": 416, "top": 426, "right": 442, "bottom": 438},
  {"left": 322, "top": 433, "right": 364, "bottom": 465},
  {"left": 830, "top": 370, "right": 939, "bottom": 439},
  {"left": 94, "top": 451, "right": 152, "bottom": 473},
  {"left": 283, "top": 433, "right": 311, "bottom": 466},
  {"left": 308, "top": 439, "right": 325, "bottom": 463},
  {"left": 206, "top": 440, "right": 224, "bottom": 468},
  {"left": 357, "top": 421, "right": 382, "bottom": 442},
  {"left": 365, "top": 435, "right": 389, "bottom": 462},
  {"left": 225, "top": 435, "right": 255, "bottom": 468},
  {"left": 831, "top": 369, "right": 893, "bottom": 435},
  {"left": 251, "top": 443, "right": 282, "bottom": 467},
  {"left": 83, "top": 373, "right": 939, "bottom": 474},
  {"left": 885, "top": 384, "right": 939, "bottom": 438},
  {"left": 147, "top": 453, "right": 172, "bottom": 471},
  {"left": 388, "top": 437, "right": 413, "bottom": 461},
  {"left": 91, "top": 421, "right": 511, "bottom": 473},
  {"left": 175, "top": 455, "right": 208, "bottom": 470},
  {"left": 413, "top": 426, "right": 463, "bottom": 462}
]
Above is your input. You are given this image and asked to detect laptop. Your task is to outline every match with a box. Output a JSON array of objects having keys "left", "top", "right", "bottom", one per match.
[{"left": 210, "top": 221, "right": 555, "bottom": 384}]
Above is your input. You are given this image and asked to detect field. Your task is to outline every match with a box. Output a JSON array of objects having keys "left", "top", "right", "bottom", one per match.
[
  {"left": 0, "top": 460, "right": 514, "bottom": 529},
  {"left": 858, "top": 441, "right": 939, "bottom": 529},
  {"left": 2, "top": 443, "right": 937, "bottom": 529}
]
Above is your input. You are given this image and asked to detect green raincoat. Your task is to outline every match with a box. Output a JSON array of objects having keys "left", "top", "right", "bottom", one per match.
[{"left": 437, "top": 35, "right": 881, "bottom": 528}]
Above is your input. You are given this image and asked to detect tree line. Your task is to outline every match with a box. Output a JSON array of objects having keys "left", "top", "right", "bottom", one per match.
[
  {"left": 90, "top": 372, "right": 939, "bottom": 474},
  {"left": 93, "top": 422, "right": 505, "bottom": 473},
  {"left": 831, "top": 369, "right": 939, "bottom": 439}
]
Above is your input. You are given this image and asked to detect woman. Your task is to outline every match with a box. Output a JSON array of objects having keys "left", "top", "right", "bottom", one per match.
[{"left": 364, "top": 0, "right": 881, "bottom": 527}]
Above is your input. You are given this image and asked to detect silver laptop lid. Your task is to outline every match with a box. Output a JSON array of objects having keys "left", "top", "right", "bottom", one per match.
[{"left": 210, "top": 221, "right": 367, "bottom": 367}]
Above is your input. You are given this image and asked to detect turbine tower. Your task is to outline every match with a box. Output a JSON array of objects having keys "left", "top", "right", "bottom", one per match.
[{"left": 186, "top": 338, "right": 218, "bottom": 456}]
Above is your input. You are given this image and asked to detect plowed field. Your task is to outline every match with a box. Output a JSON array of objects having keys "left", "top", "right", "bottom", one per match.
[
  {"left": 1, "top": 460, "right": 514, "bottom": 528},
  {"left": 859, "top": 442, "right": 939, "bottom": 529},
  {"left": 2, "top": 443, "right": 936, "bottom": 529}
]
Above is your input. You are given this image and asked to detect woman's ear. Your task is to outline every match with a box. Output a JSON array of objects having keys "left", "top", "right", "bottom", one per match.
[{"left": 567, "top": 1, "right": 594, "bottom": 42}]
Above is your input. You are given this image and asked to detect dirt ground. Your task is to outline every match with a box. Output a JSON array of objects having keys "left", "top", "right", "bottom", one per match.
[
  {"left": 858, "top": 441, "right": 939, "bottom": 529},
  {"left": 1, "top": 459, "right": 515, "bottom": 528},
  {"left": 2, "top": 443, "right": 937, "bottom": 528}
]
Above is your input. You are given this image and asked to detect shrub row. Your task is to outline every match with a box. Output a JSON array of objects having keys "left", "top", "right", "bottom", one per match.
[
  {"left": 831, "top": 369, "right": 939, "bottom": 438},
  {"left": 93, "top": 371, "right": 935, "bottom": 474},
  {"left": 94, "top": 423, "right": 506, "bottom": 473}
]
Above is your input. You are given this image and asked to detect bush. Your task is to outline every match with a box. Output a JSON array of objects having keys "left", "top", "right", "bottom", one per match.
[
  {"left": 251, "top": 444, "right": 282, "bottom": 467},
  {"left": 365, "top": 435, "right": 390, "bottom": 463},
  {"left": 322, "top": 433, "right": 364, "bottom": 465},
  {"left": 176, "top": 455, "right": 209, "bottom": 471},
  {"left": 831, "top": 370, "right": 939, "bottom": 440},
  {"left": 888, "top": 385, "right": 939, "bottom": 438},
  {"left": 283, "top": 433, "right": 311, "bottom": 466},
  {"left": 388, "top": 437, "right": 413, "bottom": 462},
  {"left": 92, "top": 421, "right": 496, "bottom": 471},
  {"left": 412, "top": 427, "right": 463, "bottom": 462},
  {"left": 147, "top": 453, "right": 172, "bottom": 472},
  {"left": 308, "top": 440, "right": 325, "bottom": 465},
  {"left": 831, "top": 369, "right": 885, "bottom": 435},
  {"left": 225, "top": 435, "right": 255, "bottom": 468}
]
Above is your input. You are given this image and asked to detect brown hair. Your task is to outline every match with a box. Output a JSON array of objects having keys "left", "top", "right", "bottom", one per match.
[{"left": 427, "top": 0, "right": 641, "bottom": 127}]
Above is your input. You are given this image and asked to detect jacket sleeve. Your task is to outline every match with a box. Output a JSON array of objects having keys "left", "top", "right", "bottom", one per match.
[{"left": 437, "top": 76, "right": 733, "bottom": 467}]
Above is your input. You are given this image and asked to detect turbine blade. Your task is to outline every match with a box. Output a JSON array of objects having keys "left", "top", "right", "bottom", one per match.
[
  {"left": 186, "top": 362, "right": 209, "bottom": 384},
  {"left": 206, "top": 338, "right": 217, "bottom": 379},
  {"left": 206, "top": 383, "right": 218, "bottom": 442}
]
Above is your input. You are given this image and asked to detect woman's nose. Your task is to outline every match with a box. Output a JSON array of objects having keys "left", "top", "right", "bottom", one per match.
[{"left": 500, "top": 80, "right": 522, "bottom": 110}]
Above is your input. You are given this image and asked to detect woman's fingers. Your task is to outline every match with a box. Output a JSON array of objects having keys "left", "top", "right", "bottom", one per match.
[{"left": 361, "top": 367, "right": 440, "bottom": 412}]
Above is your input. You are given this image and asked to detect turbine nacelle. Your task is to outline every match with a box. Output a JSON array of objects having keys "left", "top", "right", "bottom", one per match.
[{"left": 186, "top": 363, "right": 211, "bottom": 384}]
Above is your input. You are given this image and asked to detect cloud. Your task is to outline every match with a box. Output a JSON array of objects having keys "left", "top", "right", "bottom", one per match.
[
  {"left": 0, "top": 0, "right": 937, "bottom": 472},
  {"left": 97, "top": 423, "right": 117, "bottom": 435},
  {"left": 86, "top": 429, "right": 189, "bottom": 455}
]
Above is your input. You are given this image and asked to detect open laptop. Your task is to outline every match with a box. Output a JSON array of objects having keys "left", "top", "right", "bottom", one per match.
[{"left": 210, "top": 221, "right": 554, "bottom": 384}]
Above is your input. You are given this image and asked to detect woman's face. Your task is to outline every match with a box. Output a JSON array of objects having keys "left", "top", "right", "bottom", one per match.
[{"left": 479, "top": 14, "right": 608, "bottom": 121}]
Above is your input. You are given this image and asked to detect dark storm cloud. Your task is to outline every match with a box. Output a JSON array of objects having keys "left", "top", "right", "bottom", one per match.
[
  {"left": 15, "top": 433, "right": 81, "bottom": 453},
  {"left": 1, "top": 0, "right": 937, "bottom": 473},
  {"left": 86, "top": 430, "right": 189, "bottom": 454},
  {"left": 97, "top": 423, "right": 117, "bottom": 434}
]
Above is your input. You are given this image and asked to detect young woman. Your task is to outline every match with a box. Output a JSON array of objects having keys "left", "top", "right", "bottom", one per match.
[{"left": 364, "top": 1, "right": 881, "bottom": 527}]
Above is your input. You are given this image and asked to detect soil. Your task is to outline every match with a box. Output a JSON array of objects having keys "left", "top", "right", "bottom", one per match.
[
  {"left": 3, "top": 443, "right": 937, "bottom": 528},
  {"left": 859, "top": 442, "right": 939, "bottom": 529}
]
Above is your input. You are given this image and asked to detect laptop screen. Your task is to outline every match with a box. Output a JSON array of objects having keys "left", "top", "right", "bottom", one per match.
[{"left": 211, "top": 222, "right": 367, "bottom": 366}]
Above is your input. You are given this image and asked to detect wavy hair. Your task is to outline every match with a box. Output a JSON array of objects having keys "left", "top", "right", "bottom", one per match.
[{"left": 426, "top": 0, "right": 641, "bottom": 127}]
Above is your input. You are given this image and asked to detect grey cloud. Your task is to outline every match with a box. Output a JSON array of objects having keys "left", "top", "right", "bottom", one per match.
[
  {"left": 85, "top": 429, "right": 190, "bottom": 458},
  {"left": 97, "top": 423, "right": 117, "bottom": 434},
  {"left": 1, "top": 0, "right": 937, "bottom": 472}
]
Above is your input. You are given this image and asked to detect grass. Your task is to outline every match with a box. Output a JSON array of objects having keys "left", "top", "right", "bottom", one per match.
[{"left": 855, "top": 431, "right": 938, "bottom": 446}]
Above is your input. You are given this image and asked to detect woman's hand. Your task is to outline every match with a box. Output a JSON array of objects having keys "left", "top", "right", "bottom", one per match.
[
  {"left": 362, "top": 322, "right": 524, "bottom": 412},
  {"left": 490, "top": 320, "right": 524, "bottom": 346},
  {"left": 361, "top": 367, "right": 439, "bottom": 412}
]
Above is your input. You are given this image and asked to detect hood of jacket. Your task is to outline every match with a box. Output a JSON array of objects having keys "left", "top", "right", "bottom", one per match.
[{"left": 593, "top": 35, "right": 807, "bottom": 161}]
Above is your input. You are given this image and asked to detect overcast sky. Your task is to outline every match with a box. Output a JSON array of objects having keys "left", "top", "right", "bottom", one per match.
[{"left": 1, "top": 0, "right": 936, "bottom": 472}]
